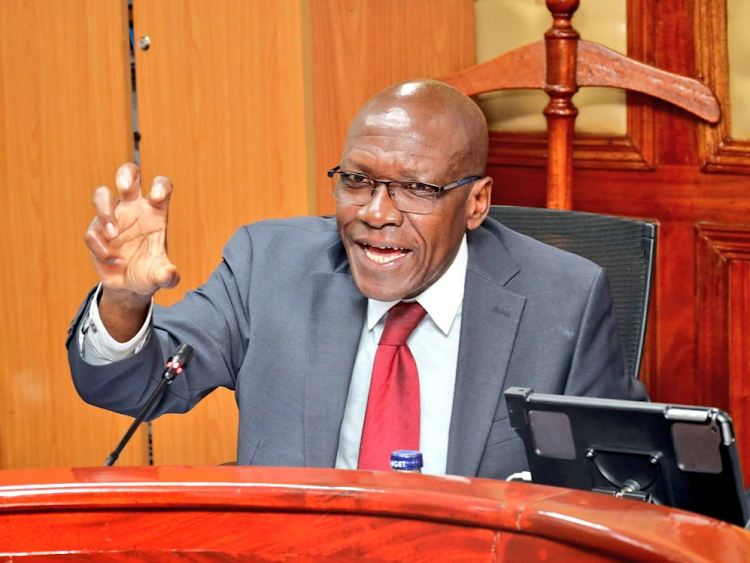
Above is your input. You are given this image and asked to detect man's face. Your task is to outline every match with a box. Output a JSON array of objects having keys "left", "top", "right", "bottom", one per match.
[{"left": 336, "top": 105, "right": 481, "bottom": 302}]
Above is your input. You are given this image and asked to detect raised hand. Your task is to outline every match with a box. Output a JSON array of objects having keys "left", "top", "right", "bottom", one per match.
[{"left": 85, "top": 164, "right": 180, "bottom": 340}]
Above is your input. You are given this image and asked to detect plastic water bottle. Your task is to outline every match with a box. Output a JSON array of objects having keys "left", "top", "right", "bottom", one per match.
[{"left": 390, "top": 450, "right": 423, "bottom": 473}]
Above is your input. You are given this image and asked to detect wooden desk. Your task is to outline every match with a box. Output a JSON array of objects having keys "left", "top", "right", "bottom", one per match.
[{"left": 0, "top": 466, "right": 748, "bottom": 561}]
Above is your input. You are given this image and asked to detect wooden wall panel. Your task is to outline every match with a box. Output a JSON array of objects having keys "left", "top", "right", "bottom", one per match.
[
  {"left": 310, "top": 0, "right": 476, "bottom": 216},
  {"left": 695, "top": 0, "right": 750, "bottom": 174},
  {"left": 132, "top": 0, "right": 314, "bottom": 465},
  {"left": 730, "top": 259, "right": 750, "bottom": 483},
  {"left": 490, "top": 9, "right": 750, "bottom": 480},
  {"left": 0, "top": 0, "right": 146, "bottom": 468},
  {"left": 695, "top": 224, "right": 750, "bottom": 483},
  {"left": 128, "top": 0, "right": 476, "bottom": 465}
]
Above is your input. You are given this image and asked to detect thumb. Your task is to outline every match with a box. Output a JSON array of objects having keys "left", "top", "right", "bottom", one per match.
[{"left": 155, "top": 263, "right": 180, "bottom": 289}]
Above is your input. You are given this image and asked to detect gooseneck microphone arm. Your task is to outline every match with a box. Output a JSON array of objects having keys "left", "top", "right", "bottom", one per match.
[{"left": 104, "top": 344, "right": 195, "bottom": 467}]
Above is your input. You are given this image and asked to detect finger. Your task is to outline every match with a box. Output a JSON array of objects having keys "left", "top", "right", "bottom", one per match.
[
  {"left": 116, "top": 163, "right": 142, "bottom": 202},
  {"left": 84, "top": 219, "right": 124, "bottom": 265},
  {"left": 147, "top": 176, "right": 174, "bottom": 211},
  {"left": 154, "top": 263, "right": 180, "bottom": 289},
  {"left": 92, "top": 186, "right": 119, "bottom": 240}
]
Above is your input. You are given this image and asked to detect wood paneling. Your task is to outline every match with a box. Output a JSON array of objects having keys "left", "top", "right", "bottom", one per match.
[
  {"left": 132, "top": 0, "right": 476, "bottom": 464},
  {"left": 132, "top": 0, "right": 314, "bottom": 465},
  {"left": 18, "top": 0, "right": 747, "bottom": 484},
  {"left": 695, "top": 0, "right": 750, "bottom": 174},
  {"left": 486, "top": 0, "right": 750, "bottom": 483},
  {"left": 0, "top": 0, "right": 146, "bottom": 468},
  {"left": 0, "top": 0, "right": 476, "bottom": 469},
  {"left": 309, "top": 0, "right": 476, "bottom": 216},
  {"left": 695, "top": 224, "right": 750, "bottom": 483}
]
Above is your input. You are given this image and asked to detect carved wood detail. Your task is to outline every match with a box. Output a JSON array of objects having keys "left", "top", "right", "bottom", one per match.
[
  {"left": 695, "top": 222, "right": 750, "bottom": 484},
  {"left": 695, "top": 0, "right": 750, "bottom": 174},
  {"left": 485, "top": 0, "right": 657, "bottom": 173}
]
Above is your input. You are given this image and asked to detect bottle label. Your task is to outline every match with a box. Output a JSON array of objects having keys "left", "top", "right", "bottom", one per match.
[{"left": 391, "top": 459, "right": 418, "bottom": 470}]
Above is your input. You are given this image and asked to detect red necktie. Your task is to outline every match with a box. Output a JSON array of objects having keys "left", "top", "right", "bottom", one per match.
[{"left": 358, "top": 301, "right": 427, "bottom": 470}]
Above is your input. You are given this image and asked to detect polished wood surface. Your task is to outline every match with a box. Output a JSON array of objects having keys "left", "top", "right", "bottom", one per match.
[
  {"left": 0, "top": 0, "right": 148, "bottom": 468},
  {"left": 1, "top": 466, "right": 749, "bottom": 561}
]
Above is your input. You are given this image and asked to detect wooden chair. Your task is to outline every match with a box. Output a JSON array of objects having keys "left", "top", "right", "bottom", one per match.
[{"left": 443, "top": 0, "right": 720, "bottom": 210}]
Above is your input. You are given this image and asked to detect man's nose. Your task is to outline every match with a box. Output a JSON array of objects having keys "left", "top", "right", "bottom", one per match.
[{"left": 357, "top": 183, "right": 403, "bottom": 226}]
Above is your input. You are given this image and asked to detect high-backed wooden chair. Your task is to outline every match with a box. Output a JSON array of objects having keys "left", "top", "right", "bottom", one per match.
[{"left": 443, "top": 0, "right": 720, "bottom": 210}]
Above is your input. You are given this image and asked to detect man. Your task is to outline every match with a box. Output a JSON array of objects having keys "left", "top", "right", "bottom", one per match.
[{"left": 67, "top": 79, "right": 647, "bottom": 478}]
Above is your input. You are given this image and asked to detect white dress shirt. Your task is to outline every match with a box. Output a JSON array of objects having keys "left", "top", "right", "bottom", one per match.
[
  {"left": 81, "top": 236, "right": 468, "bottom": 475},
  {"left": 334, "top": 236, "right": 466, "bottom": 475}
]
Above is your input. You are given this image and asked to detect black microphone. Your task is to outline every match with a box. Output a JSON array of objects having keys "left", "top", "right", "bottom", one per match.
[
  {"left": 104, "top": 344, "right": 194, "bottom": 467},
  {"left": 162, "top": 343, "right": 195, "bottom": 382}
]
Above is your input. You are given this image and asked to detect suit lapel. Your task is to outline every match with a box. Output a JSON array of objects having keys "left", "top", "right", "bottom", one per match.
[
  {"left": 304, "top": 241, "right": 367, "bottom": 467},
  {"left": 302, "top": 223, "right": 527, "bottom": 473},
  {"left": 446, "top": 226, "right": 526, "bottom": 476}
]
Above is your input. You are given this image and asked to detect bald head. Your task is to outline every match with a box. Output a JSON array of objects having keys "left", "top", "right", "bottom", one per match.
[{"left": 345, "top": 79, "right": 489, "bottom": 177}]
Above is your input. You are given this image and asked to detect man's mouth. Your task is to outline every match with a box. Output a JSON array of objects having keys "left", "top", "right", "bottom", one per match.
[{"left": 361, "top": 243, "right": 410, "bottom": 264}]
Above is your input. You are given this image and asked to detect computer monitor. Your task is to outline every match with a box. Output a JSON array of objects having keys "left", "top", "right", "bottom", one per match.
[{"left": 504, "top": 387, "right": 749, "bottom": 527}]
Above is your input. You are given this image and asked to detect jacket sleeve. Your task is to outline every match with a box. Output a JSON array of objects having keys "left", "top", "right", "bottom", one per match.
[
  {"left": 67, "top": 226, "right": 254, "bottom": 418},
  {"left": 563, "top": 267, "right": 648, "bottom": 401}
]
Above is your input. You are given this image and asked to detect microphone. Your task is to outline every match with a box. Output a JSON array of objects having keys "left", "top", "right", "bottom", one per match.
[
  {"left": 162, "top": 343, "right": 195, "bottom": 381},
  {"left": 104, "top": 344, "right": 194, "bottom": 467}
]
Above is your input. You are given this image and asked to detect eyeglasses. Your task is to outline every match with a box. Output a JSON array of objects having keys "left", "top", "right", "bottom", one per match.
[{"left": 328, "top": 166, "right": 481, "bottom": 215}]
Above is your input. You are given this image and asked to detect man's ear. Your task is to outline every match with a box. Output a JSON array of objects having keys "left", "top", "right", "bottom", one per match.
[{"left": 466, "top": 176, "right": 493, "bottom": 230}]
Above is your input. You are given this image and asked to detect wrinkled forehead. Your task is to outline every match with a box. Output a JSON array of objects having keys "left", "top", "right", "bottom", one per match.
[
  {"left": 342, "top": 108, "right": 466, "bottom": 178},
  {"left": 346, "top": 100, "right": 466, "bottom": 153}
]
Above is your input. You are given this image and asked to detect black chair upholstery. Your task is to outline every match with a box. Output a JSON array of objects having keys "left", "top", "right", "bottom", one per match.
[{"left": 487, "top": 205, "right": 657, "bottom": 381}]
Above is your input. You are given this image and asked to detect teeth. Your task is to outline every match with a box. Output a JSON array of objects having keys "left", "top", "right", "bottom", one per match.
[
  {"left": 363, "top": 243, "right": 408, "bottom": 264},
  {"left": 369, "top": 243, "right": 405, "bottom": 250},
  {"left": 366, "top": 250, "right": 402, "bottom": 264}
]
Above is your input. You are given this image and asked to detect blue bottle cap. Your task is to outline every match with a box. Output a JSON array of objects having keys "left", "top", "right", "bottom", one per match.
[{"left": 390, "top": 450, "right": 423, "bottom": 471}]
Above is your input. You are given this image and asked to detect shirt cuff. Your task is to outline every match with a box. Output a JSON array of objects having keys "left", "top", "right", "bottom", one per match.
[{"left": 79, "top": 284, "right": 153, "bottom": 365}]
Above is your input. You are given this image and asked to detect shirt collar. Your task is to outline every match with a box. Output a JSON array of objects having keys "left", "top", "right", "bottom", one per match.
[{"left": 366, "top": 234, "right": 468, "bottom": 335}]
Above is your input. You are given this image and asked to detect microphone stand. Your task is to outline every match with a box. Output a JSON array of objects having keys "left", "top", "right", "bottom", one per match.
[
  {"left": 104, "top": 344, "right": 193, "bottom": 466},
  {"left": 104, "top": 376, "right": 171, "bottom": 467}
]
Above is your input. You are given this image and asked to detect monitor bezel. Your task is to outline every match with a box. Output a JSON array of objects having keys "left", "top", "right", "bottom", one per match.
[{"left": 504, "top": 387, "right": 749, "bottom": 527}]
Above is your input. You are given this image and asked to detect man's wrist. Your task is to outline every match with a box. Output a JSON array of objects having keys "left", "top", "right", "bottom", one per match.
[
  {"left": 80, "top": 284, "right": 153, "bottom": 364},
  {"left": 99, "top": 286, "right": 152, "bottom": 343},
  {"left": 100, "top": 286, "right": 153, "bottom": 310}
]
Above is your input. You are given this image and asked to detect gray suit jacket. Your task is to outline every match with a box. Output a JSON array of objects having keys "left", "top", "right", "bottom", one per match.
[{"left": 67, "top": 216, "right": 646, "bottom": 479}]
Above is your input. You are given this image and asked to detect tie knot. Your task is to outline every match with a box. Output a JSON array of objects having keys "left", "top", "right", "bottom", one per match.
[{"left": 379, "top": 301, "right": 427, "bottom": 346}]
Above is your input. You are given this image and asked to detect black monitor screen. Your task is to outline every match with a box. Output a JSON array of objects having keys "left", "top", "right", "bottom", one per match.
[{"left": 504, "top": 387, "right": 749, "bottom": 527}]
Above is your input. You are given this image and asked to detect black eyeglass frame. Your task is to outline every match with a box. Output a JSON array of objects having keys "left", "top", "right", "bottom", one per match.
[{"left": 327, "top": 166, "right": 482, "bottom": 214}]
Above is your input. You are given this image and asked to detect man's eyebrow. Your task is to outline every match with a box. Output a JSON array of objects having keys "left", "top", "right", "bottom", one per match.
[
  {"left": 348, "top": 164, "right": 427, "bottom": 182},
  {"left": 346, "top": 163, "right": 375, "bottom": 175}
]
